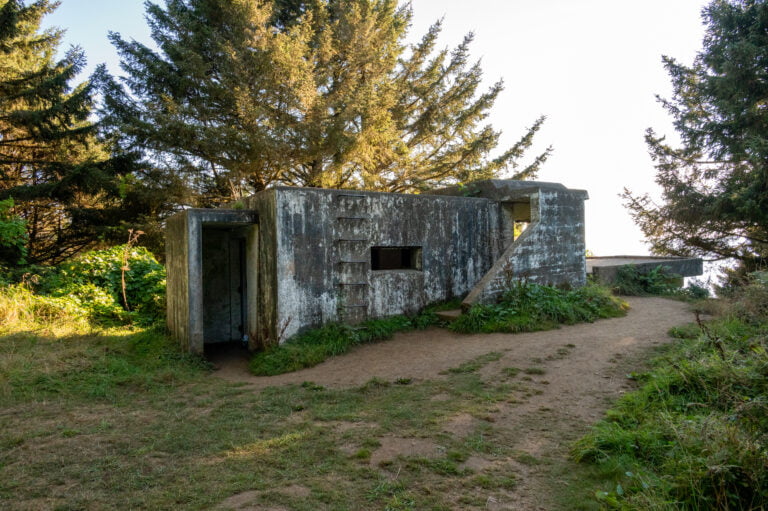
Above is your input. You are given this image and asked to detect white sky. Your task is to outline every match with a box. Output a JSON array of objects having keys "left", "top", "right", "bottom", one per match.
[{"left": 46, "top": 0, "right": 711, "bottom": 256}]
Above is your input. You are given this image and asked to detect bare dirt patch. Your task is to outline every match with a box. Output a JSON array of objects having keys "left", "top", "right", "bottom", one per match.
[
  {"left": 213, "top": 297, "right": 689, "bottom": 390},
  {"left": 441, "top": 412, "right": 478, "bottom": 438},
  {"left": 212, "top": 297, "right": 695, "bottom": 510},
  {"left": 216, "top": 485, "right": 311, "bottom": 511},
  {"left": 369, "top": 436, "right": 441, "bottom": 467}
]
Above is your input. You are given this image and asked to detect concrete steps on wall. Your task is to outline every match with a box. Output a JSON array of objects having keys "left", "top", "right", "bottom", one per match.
[
  {"left": 435, "top": 309, "right": 463, "bottom": 323},
  {"left": 334, "top": 193, "right": 371, "bottom": 324}
]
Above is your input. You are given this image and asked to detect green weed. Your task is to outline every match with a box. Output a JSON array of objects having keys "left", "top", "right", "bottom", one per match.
[
  {"left": 444, "top": 352, "right": 503, "bottom": 374},
  {"left": 451, "top": 282, "right": 627, "bottom": 334},
  {"left": 249, "top": 307, "right": 448, "bottom": 376},
  {"left": 612, "top": 264, "right": 682, "bottom": 296},
  {"left": 502, "top": 367, "right": 520, "bottom": 378}
]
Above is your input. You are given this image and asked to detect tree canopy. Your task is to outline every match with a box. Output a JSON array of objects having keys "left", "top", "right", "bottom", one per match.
[
  {"left": 101, "top": 0, "right": 550, "bottom": 207},
  {"left": 624, "top": 0, "right": 768, "bottom": 272},
  {"left": 0, "top": 0, "right": 124, "bottom": 264}
]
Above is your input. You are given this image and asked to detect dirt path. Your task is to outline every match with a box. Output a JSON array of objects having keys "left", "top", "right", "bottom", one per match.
[{"left": 211, "top": 297, "right": 694, "bottom": 510}]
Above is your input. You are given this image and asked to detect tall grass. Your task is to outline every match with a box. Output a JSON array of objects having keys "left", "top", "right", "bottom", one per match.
[
  {"left": 571, "top": 273, "right": 768, "bottom": 510},
  {"left": 0, "top": 283, "right": 91, "bottom": 335},
  {"left": 450, "top": 282, "right": 628, "bottom": 334},
  {"left": 0, "top": 246, "right": 203, "bottom": 404}
]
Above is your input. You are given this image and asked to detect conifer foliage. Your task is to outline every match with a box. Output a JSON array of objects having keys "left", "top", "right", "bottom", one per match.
[
  {"left": 102, "top": 0, "right": 550, "bottom": 206},
  {"left": 624, "top": 0, "right": 768, "bottom": 272},
  {"left": 0, "top": 0, "right": 119, "bottom": 264}
]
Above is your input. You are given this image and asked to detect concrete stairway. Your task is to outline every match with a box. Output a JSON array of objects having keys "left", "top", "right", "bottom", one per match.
[{"left": 435, "top": 309, "right": 463, "bottom": 323}]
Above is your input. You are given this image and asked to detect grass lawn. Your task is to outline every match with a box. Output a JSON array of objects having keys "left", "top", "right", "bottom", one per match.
[{"left": 0, "top": 326, "right": 579, "bottom": 510}]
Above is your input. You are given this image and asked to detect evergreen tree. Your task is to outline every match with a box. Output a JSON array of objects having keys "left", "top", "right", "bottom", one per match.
[
  {"left": 624, "top": 0, "right": 768, "bottom": 272},
  {"left": 102, "top": 0, "right": 550, "bottom": 206},
  {"left": 0, "top": 0, "right": 122, "bottom": 263}
]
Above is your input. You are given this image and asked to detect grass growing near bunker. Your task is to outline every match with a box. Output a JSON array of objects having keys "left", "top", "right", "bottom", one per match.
[
  {"left": 251, "top": 283, "right": 627, "bottom": 376},
  {"left": 450, "top": 282, "right": 628, "bottom": 334},
  {"left": 0, "top": 326, "right": 207, "bottom": 403},
  {"left": 249, "top": 302, "right": 457, "bottom": 376},
  {"left": 0, "top": 285, "right": 699, "bottom": 509},
  {"left": 569, "top": 273, "right": 768, "bottom": 510},
  {"left": 0, "top": 322, "right": 546, "bottom": 510}
]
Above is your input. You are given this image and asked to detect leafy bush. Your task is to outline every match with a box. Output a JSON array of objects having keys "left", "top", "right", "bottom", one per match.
[
  {"left": 0, "top": 198, "right": 27, "bottom": 265},
  {"left": 47, "top": 245, "right": 166, "bottom": 322},
  {"left": 612, "top": 264, "right": 682, "bottom": 296},
  {"left": 450, "top": 282, "right": 628, "bottom": 334},
  {"left": 572, "top": 272, "right": 768, "bottom": 510},
  {"left": 0, "top": 245, "right": 166, "bottom": 332},
  {"left": 678, "top": 281, "right": 710, "bottom": 300}
]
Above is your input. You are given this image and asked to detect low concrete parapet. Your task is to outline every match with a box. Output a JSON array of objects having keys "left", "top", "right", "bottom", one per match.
[{"left": 587, "top": 256, "right": 704, "bottom": 285}]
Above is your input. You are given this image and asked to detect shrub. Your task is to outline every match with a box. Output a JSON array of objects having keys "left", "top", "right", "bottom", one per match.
[
  {"left": 450, "top": 282, "right": 628, "bottom": 334},
  {"left": 726, "top": 273, "right": 768, "bottom": 325},
  {"left": 678, "top": 281, "right": 710, "bottom": 300},
  {"left": 0, "top": 245, "right": 166, "bottom": 332},
  {"left": 0, "top": 198, "right": 27, "bottom": 265},
  {"left": 612, "top": 264, "right": 682, "bottom": 296},
  {"left": 48, "top": 245, "right": 166, "bottom": 323}
]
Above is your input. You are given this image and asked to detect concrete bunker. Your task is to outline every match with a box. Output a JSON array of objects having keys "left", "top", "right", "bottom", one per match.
[
  {"left": 166, "top": 210, "right": 259, "bottom": 353},
  {"left": 166, "top": 180, "right": 590, "bottom": 353}
]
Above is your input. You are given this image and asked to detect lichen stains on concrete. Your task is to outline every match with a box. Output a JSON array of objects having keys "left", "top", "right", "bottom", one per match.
[{"left": 166, "top": 180, "right": 590, "bottom": 352}]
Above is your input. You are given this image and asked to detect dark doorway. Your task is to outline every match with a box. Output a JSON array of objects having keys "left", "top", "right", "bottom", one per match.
[{"left": 202, "top": 227, "right": 247, "bottom": 344}]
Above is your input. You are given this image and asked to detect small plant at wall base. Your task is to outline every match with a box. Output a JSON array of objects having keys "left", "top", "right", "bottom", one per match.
[
  {"left": 249, "top": 302, "right": 459, "bottom": 376},
  {"left": 449, "top": 282, "right": 628, "bottom": 334}
]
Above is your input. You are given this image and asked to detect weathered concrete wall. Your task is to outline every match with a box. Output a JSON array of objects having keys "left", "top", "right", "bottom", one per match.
[
  {"left": 273, "top": 187, "right": 502, "bottom": 340},
  {"left": 432, "top": 181, "right": 589, "bottom": 306},
  {"left": 463, "top": 189, "right": 588, "bottom": 306},
  {"left": 243, "top": 190, "right": 279, "bottom": 348},
  {"left": 165, "top": 212, "right": 191, "bottom": 350}
]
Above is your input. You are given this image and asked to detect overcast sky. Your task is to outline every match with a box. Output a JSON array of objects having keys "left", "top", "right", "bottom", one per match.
[{"left": 45, "top": 0, "right": 712, "bottom": 256}]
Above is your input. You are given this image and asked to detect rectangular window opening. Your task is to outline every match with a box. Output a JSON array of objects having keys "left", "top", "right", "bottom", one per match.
[{"left": 371, "top": 246, "right": 422, "bottom": 271}]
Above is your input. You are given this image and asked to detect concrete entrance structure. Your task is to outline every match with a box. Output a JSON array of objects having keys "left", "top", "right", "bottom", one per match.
[{"left": 166, "top": 180, "right": 589, "bottom": 353}]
